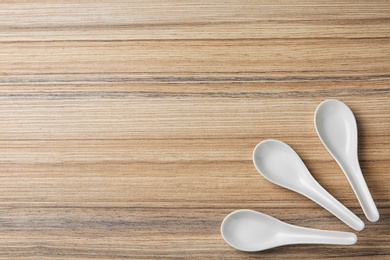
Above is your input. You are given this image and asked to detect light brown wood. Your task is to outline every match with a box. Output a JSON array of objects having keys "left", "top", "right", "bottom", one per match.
[{"left": 0, "top": 0, "right": 389, "bottom": 259}]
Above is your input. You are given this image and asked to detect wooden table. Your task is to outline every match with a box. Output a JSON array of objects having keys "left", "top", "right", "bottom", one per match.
[{"left": 0, "top": 1, "right": 389, "bottom": 259}]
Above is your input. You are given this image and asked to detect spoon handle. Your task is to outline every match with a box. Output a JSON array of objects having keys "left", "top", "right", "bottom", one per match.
[
  {"left": 285, "top": 225, "right": 357, "bottom": 245},
  {"left": 342, "top": 162, "right": 379, "bottom": 222},
  {"left": 302, "top": 180, "right": 365, "bottom": 231}
]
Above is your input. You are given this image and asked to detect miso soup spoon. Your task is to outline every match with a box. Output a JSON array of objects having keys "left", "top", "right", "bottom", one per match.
[
  {"left": 221, "top": 209, "right": 357, "bottom": 252},
  {"left": 315, "top": 99, "right": 379, "bottom": 222},
  {"left": 253, "top": 139, "right": 364, "bottom": 231}
]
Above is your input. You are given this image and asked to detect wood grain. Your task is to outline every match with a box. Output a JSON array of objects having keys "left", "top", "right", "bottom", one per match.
[{"left": 0, "top": 0, "right": 389, "bottom": 259}]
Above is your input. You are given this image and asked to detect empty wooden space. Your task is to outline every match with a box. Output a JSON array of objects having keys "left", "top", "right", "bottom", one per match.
[{"left": 0, "top": 1, "right": 389, "bottom": 259}]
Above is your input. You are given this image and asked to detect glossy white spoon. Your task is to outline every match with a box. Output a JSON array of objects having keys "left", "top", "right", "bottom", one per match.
[
  {"left": 315, "top": 99, "right": 379, "bottom": 222},
  {"left": 253, "top": 139, "right": 364, "bottom": 231},
  {"left": 221, "top": 209, "right": 357, "bottom": 252}
]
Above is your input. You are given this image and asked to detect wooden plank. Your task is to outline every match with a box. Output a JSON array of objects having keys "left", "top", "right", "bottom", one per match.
[{"left": 0, "top": 1, "right": 389, "bottom": 259}]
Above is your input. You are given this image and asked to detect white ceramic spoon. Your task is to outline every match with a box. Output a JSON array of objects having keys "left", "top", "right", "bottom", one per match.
[
  {"left": 315, "top": 99, "right": 379, "bottom": 222},
  {"left": 221, "top": 209, "right": 357, "bottom": 252},
  {"left": 253, "top": 139, "right": 364, "bottom": 231}
]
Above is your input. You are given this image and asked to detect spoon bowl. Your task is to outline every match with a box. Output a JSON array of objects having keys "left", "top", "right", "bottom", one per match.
[
  {"left": 253, "top": 139, "right": 311, "bottom": 191},
  {"left": 221, "top": 209, "right": 357, "bottom": 252},
  {"left": 253, "top": 139, "right": 364, "bottom": 231},
  {"left": 315, "top": 99, "right": 379, "bottom": 222}
]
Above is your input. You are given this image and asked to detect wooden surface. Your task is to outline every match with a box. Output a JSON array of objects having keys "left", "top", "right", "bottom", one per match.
[{"left": 0, "top": 1, "right": 389, "bottom": 259}]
